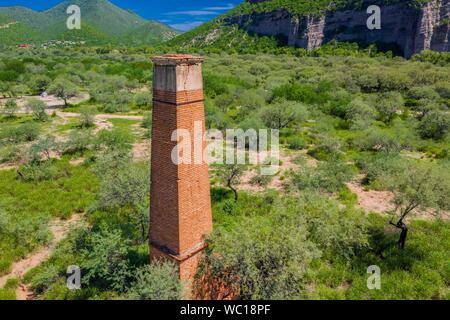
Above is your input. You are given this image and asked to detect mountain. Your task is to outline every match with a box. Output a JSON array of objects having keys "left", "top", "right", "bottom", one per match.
[
  {"left": 0, "top": 13, "right": 42, "bottom": 44},
  {"left": 0, "top": 0, "right": 179, "bottom": 46},
  {"left": 169, "top": 0, "right": 450, "bottom": 57}
]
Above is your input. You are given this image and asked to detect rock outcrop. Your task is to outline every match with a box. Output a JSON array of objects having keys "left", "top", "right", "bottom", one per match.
[{"left": 227, "top": 0, "right": 450, "bottom": 57}]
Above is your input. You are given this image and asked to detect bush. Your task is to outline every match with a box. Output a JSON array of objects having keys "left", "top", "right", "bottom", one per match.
[
  {"left": 419, "top": 111, "right": 449, "bottom": 140},
  {"left": 375, "top": 92, "right": 404, "bottom": 123},
  {"left": 249, "top": 173, "right": 273, "bottom": 187},
  {"left": 293, "top": 160, "right": 354, "bottom": 193},
  {"left": 127, "top": 262, "right": 183, "bottom": 300},
  {"left": 287, "top": 135, "right": 307, "bottom": 150},
  {"left": 0, "top": 145, "right": 20, "bottom": 164},
  {"left": 100, "top": 92, "right": 132, "bottom": 113},
  {"left": 79, "top": 106, "right": 96, "bottom": 128},
  {"left": 80, "top": 226, "right": 134, "bottom": 292},
  {"left": 19, "top": 160, "right": 58, "bottom": 182},
  {"left": 1, "top": 122, "right": 40, "bottom": 143},
  {"left": 95, "top": 129, "right": 133, "bottom": 152},
  {"left": 261, "top": 98, "right": 307, "bottom": 130},
  {"left": 26, "top": 98, "right": 48, "bottom": 121},
  {"left": 406, "top": 86, "right": 440, "bottom": 101},
  {"left": 353, "top": 128, "right": 403, "bottom": 153},
  {"left": 134, "top": 93, "right": 152, "bottom": 109},
  {"left": 29, "top": 265, "right": 60, "bottom": 294},
  {"left": 205, "top": 209, "right": 320, "bottom": 299},
  {"left": 142, "top": 112, "right": 152, "bottom": 129},
  {"left": 307, "top": 135, "right": 342, "bottom": 160},
  {"left": 62, "top": 130, "right": 92, "bottom": 155},
  {"left": 1, "top": 99, "right": 18, "bottom": 117},
  {"left": 204, "top": 194, "right": 368, "bottom": 299},
  {"left": 96, "top": 164, "right": 149, "bottom": 211}
]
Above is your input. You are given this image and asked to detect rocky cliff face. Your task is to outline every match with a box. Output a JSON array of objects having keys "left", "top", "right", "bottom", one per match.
[{"left": 227, "top": 0, "right": 450, "bottom": 57}]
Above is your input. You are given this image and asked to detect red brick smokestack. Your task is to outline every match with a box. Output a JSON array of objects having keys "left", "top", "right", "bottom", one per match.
[{"left": 150, "top": 55, "right": 212, "bottom": 287}]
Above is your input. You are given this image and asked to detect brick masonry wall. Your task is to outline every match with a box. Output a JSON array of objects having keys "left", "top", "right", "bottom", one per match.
[{"left": 150, "top": 56, "right": 212, "bottom": 286}]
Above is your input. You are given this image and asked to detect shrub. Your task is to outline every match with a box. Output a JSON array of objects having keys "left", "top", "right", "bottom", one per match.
[
  {"left": 29, "top": 265, "right": 60, "bottom": 294},
  {"left": 100, "top": 92, "right": 132, "bottom": 113},
  {"left": 261, "top": 98, "right": 307, "bottom": 130},
  {"left": 19, "top": 160, "right": 58, "bottom": 182},
  {"left": 62, "top": 130, "right": 92, "bottom": 155},
  {"left": 80, "top": 226, "right": 134, "bottom": 292},
  {"left": 1, "top": 122, "right": 40, "bottom": 143},
  {"left": 127, "top": 262, "right": 183, "bottom": 300},
  {"left": 345, "top": 98, "right": 377, "bottom": 129},
  {"left": 1, "top": 99, "right": 18, "bottom": 117},
  {"left": 141, "top": 111, "right": 152, "bottom": 130},
  {"left": 293, "top": 160, "right": 354, "bottom": 193},
  {"left": 26, "top": 98, "right": 48, "bottom": 122},
  {"left": 95, "top": 164, "right": 149, "bottom": 211},
  {"left": 287, "top": 135, "right": 307, "bottom": 150},
  {"left": 204, "top": 194, "right": 368, "bottom": 299},
  {"left": 79, "top": 106, "right": 96, "bottom": 128},
  {"left": 356, "top": 153, "right": 404, "bottom": 188},
  {"left": 375, "top": 92, "right": 404, "bottom": 123},
  {"left": 0, "top": 145, "right": 20, "bottom": 164},
  {"left": 95, "top": 129, "right": 133, "bottom": 152},
  {"left": 419, "top": 111, "right": 449, "bottom": 140},
  {"left": 353, "top": 127, "right": 403, "bottom": 153},
  {"left": 134, "top": 93, "right": 152, "bottom": 109},
  {"left": 204, "top": 209, "right": 320, "bottom": 300},
  {"left": 249, "top": 173, "right": 273, "bottom": 187},
  {"left": 406, "top": 86, "right": 440, "bottom": 101},
  {"left": 48, "top": 79, "right": 78, "bottom": 106},
  {"left": 307, "top": 135, "right": 343, "bottom": 160}
]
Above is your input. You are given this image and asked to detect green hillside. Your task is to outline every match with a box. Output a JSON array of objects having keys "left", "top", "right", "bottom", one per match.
[
  {"left": 0, "top": 14, "right": 42, "bottom": 46},
  {"left": 0, "top": 0, "right": 178, "bottom": 46},
  {"left": 167, "top": 0, "right": 442, "bottom": 54}
]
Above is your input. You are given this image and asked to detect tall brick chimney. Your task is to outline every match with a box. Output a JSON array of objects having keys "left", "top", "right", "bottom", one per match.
[{"left": 150, "top": 55, "right": 212, "bottom": 286}]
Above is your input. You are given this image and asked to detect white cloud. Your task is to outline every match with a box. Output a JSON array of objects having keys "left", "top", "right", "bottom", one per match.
[
  {"left": 170, "top": 21, "right": 205, "bottom": 31},
  {"left": 203, "top": 3, "right": 235, "bottom": 11},
  {"left": 164, "top": 10, "right": 218, "bottom": 16}
]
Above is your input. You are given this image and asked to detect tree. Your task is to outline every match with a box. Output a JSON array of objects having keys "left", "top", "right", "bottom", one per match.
[
  {"left": 411, "top": 99, "right": 439, "bottom": 120},
  {"left": 29, "top": 136, "right": 58, "bottom": 162},
  {"left": 387, "top": 163, "right": 450, "bottom": 249},
  {"left": 376, "top": 92, "right": 404, "bottom": 123},
  {"left": 202, "top": 195, "right": 368, "bottom": 299},
  {"left": 79, "top": 106, "right": 96, "bottom": 128},
  {"left": 406, "top": 86, "right": 440, "bottom": 101},
  {"left": 345, "top": 98, "right": 377, "bottom": 129},
  {"left": 218, "top": 164, "right": 245, "bottom": 202},
  {"left": 419, "top": 111, "right": 449, "bottom": 140},
  {"left": 261, "top": 98, "right": 307, "bottom": 130},
  {"left": 1, "top": 99, "right": 18, "bottom": 118},
  {"left": 80, "top": 226, "right": 134, "bottom": 292},
  {"left": 28, "top": 75, "right": 51, "bottom": 95},
  {"left": 95, "top": 163, "right": 150, "bottom": 242},
  {"left": 48, "top": 79, "right": 78, "bottom": 106},
  {"left": 26, "top": 98, "right": 48, "bottom": 121},
  {"left": 0, "top": 81, "right": 10, "bottom": 98},
  {"left": 134, "top": 92, "right": 152, "bottom": 109},
  {"left": 10, "top": 84, "right": 28, "bottom": 98},
  {"left": 127, "top": 262, "right": 183, "bottom": 300}
]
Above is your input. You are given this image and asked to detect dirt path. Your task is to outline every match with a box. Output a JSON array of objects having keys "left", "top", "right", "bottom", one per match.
[
  {"left": 346, "top": 179, "right": 450, "bottom": 221},
  {"left": 238, "top": 150, "right": 311, "bottom": 192},
  {"left": 5, "top": 94, "right": 90, "bottom": 111},
  {"left": 0, "top": 21, "right": 18, "bottom": 29},
  {"left": 0, "top": 214, "right": 84, "bottom": 300},
  {"left": 346, "top": 181, "right": 395, "bottom": 214}
]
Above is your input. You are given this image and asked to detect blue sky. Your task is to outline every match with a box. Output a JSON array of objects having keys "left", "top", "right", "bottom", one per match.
[{"left": 0, "top": 0, "right": 243, "bottom": 31}]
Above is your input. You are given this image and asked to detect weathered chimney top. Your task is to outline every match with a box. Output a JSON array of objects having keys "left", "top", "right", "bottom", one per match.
[{"left": 151, "top": 54, "right": 204, "bottom": 66}]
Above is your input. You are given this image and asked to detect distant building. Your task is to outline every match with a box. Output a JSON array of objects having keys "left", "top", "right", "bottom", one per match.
[{"left": 19, "top": 43, "right": 29, "bottom": 48}]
